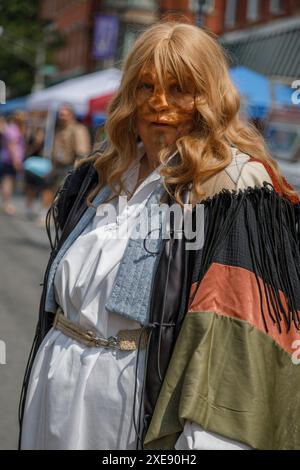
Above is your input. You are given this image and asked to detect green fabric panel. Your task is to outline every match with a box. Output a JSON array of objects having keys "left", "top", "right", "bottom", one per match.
[{"left": 144, "top": 312, "right": 300, "bottom": 450}]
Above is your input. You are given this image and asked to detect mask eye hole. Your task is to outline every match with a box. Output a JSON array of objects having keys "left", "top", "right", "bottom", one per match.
[
  {"left": 138, "top": 82, "right": 154, "bottom": 91},
  {"left": 169, "top": 83, "right": 183, "bottom": 94}
]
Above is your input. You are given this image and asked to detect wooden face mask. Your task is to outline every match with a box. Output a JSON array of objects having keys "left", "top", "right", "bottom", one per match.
[{"left": 136, "top": 64, "right": 197, "bottom": 149}]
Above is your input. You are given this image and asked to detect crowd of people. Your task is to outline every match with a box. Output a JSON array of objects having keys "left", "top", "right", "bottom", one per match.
[
  {"left": 0, "top": 111, "right": 27, "bottom": 215},
  {"left": 0, "top": 104, "right": 91, "bottom": 224}
]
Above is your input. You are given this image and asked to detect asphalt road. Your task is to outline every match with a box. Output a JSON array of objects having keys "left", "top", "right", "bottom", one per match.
[{"left": 0, "top": 200, "right": 50, "bottom": 450}]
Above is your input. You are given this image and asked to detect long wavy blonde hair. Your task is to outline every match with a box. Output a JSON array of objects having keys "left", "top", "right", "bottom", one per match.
[{"left": 80, "top": 21, "right": 296, "bottom": 206}]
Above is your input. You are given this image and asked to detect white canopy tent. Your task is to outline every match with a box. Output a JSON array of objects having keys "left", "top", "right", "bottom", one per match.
[
  {"left": 27, "top": 68, "right": 122, "bottom": 157},
  {"left": 27, "top": 68, "right": 122, "bottom": 115}
]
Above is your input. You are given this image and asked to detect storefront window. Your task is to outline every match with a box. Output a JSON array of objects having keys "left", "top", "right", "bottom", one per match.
[
  {"left": 224, "top": 0, "right": 237, "bottom": 28},
  {"left": 246, "top": 0, "right": 260, "bottom": 22},
  {"left": 190, "top": 0, "right": 215, "bottom": 14},
  {"left": 269, "top": 0, "right": 283, "bottom": 15}
]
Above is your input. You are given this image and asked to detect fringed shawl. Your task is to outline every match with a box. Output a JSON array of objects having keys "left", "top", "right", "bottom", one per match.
[{"left": 144, "top": 167, "right": 300, "bottom": 450}]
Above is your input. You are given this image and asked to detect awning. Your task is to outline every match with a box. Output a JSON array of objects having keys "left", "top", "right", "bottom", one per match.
[
  {"left": 230, "top": 66, "right": 297, "bottom": 119},
  {"left": 222, "top": 16, "right": 300, "bottom": 79},
  {"left": 89, "top": 92, "right": 116, "bottom": 114},
  {"left": 27, "top": 68, "right": 121, "bottom": 116}
]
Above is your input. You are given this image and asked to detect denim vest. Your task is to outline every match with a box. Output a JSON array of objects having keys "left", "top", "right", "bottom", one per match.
[{"left": 44, "top": 182, "right": 168, "bottom": 325}]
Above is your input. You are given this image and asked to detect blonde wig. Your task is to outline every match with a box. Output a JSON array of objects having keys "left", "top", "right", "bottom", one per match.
[{"left": 80, "top": 21, "right": 297, "bottom": 206}]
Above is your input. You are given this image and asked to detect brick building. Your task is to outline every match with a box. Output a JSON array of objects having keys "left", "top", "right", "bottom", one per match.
[
  {"left": 220, "top": 0, "right": 300, "bottom": 80},
  {"left": 222, "top": 0, "right": 300, "bottom": 32},
  {"left": 40, "top": 0, "right": 101, "bottom": 82},
  {"left": 40, "top": 0, "right": 300, "bottom": 83},
  {"left": 97, "top": 0, "right": 158, "bottom": 69},
  {"left": 40, "top": 0, "right": 215, "bottom": 83},
  {"left": 158, "top": 1, "right": 300, "bottom": 81}
]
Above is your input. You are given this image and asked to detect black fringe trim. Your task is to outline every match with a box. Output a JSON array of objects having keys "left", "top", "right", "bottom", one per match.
[{"left": 191, "top": 182, "right": 300, "bottom": 334}]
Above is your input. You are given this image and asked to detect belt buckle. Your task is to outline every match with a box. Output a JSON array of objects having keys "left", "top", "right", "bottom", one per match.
[
  {"left": 88, "top": 332, "right": 120, "bottom": 349},
  {"left": 106, "top": 336, "right": 120, "bottom": 349}
]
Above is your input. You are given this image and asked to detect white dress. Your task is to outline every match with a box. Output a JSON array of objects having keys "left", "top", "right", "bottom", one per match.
[{"left": 21, "top": 146, "right": 249, "bottom": 450}]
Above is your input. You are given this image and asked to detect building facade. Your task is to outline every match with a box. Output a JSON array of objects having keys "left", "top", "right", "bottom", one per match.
[
  {"left": 222, "top": 0, "right": 300, "bottom": 32},
  {"left": 40, "top": 0, "right": 101, "bottom": 82},
  {"left": 40, "top": 0, "right": 300, "bottom": 83},
  {"left": 221, "top": 0, "right": 300, "bottom": 81},
  {"left": 94, "top": 0, "right": 158, "bottom": 69},
  {"left": 40, "top": 0, "right": 225, "bottom": 83},
  {"left": 40, "top": 0, "right": 221, "bottom": 83}
]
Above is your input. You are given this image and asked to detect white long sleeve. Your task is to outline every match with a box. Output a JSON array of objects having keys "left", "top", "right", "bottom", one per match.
[{"left": 175, "top": 421, "right": 251, "bottom": 450}]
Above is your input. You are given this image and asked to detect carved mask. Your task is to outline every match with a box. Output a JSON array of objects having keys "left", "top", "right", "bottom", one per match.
[{"left": 136, "top": 63, "right": 197, "bottom": 150}]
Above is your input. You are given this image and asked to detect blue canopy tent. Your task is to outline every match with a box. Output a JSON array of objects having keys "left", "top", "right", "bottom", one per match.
[
  {"left": 230, "top": 66, "right": 271, "bottom": 119},
  {"left": 272, "top": 82, "right": 295, "bottom": 107},
  {"left": 0, "top": 95, "right": 28, "bottom": 115},
  {"left": 92, "top": 113, "right": 106, "bottom": 129},
  {"left": 230, "top": 66, "right": 295, "bottom": 119}
]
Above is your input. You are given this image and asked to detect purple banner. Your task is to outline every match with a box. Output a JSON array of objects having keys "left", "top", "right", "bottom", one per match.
[{"left": 93, "top": 15, "right": 119, "bottom": 60}]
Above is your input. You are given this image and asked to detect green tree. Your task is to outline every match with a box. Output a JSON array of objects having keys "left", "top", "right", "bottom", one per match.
[{"left": 0, "top": 0, "right": 62, "bottom": 98}]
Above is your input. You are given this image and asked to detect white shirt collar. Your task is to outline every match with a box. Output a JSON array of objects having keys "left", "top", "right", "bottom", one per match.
[
  {"left": 121, "top": 141, "right": 178, "bottom": 198},
  {"left": 123, "top": 141, "right": 178, "bottom": 182}
]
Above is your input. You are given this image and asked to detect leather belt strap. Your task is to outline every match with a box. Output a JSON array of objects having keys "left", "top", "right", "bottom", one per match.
[{"left": 53, "top": 306, "right": 149, "bottom": 351}]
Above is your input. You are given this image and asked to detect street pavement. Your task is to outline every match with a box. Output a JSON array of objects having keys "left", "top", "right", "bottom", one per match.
[{"left": 0, "top": 196, "right": 50, "bottom": 449}]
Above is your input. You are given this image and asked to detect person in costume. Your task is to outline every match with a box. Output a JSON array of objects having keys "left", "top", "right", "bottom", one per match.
[{"left": 19, "top": 22, "right": 300, "bottom": 450}]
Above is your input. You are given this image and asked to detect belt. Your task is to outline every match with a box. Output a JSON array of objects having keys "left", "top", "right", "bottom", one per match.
[{"left": 53, "top": 307, "right": 149, "bottom": 351}]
